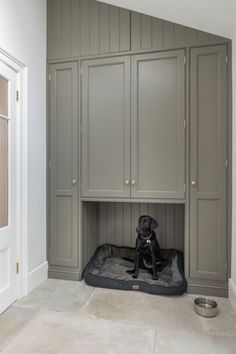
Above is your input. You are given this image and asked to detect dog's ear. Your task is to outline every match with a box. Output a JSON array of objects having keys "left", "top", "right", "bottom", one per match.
[{"left": 150, "top": 217, "right": 159, "bottom": 231}]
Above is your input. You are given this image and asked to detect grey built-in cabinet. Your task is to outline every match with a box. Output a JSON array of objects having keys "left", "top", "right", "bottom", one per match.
[
  {"left": 81, "top": 51, "right": 185, "bottom": 199},
  {"left": 47, "top": 0, "right": 230, "bottom": 295},
  {"left": 189, "top": 45, "right": 228, "bottom": 284},
  {"left": 48, "top": 62, "right": 80, "bottom": 280}
]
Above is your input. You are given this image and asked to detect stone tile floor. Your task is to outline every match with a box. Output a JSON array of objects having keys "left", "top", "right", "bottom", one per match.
[{"left": 0, "top": 279, "right": 236, "bottom": 353}]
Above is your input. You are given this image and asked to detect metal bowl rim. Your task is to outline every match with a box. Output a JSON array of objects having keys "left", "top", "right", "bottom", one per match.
[{"left": 194, "top": 297, "right": 218, "bottom": 309}]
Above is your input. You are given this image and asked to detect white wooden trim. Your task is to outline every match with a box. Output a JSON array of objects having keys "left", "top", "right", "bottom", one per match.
[
  {"left": 229, "top": 278, "right": 236, "bottom": 313},
  {"left": 28, "top": 262, "right": 48, "bottom": 294},
  {"left": 0, "top": 48, "right": 28, "bottom": 300},
  {"left": 17, "top": 67, "right": 29, "bottom": 297},
  {"left": 0, "top": 48, "right": 24, "bottom": 72}
]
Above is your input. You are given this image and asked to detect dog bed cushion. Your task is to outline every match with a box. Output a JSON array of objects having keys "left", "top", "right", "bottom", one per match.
[{"left": 83, "top": 244, "right": 187, "bottom": 295}]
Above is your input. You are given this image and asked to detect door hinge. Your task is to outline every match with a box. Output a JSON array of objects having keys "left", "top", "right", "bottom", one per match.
[
  {"left": 226, "top": 55, "right": 228, "bottom": 64},
  {"left": 16, "top": 90, "right": 20, "bottom": 101},
  {"left": 226, "top": 158, "right": 228, "bottom": 167},
  {"left": 184, "top": 56, "right": 186, "bottom": 64},
  {"left": 80, "top": 67, "right": 82, "bottom": 76},
  {"left": 49, "top": 73, "right": 51, "bottom": 81},
  {"left": 16, "top": 262, "right": 19, "bottom": 274},
  {"left": 184, "top": 120, "right": 186, "bottom": 128},
  {"left": 80, "top": 124, "right": 82, "bottom": 133}
]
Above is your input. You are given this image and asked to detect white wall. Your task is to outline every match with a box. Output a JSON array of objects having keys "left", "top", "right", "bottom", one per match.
[{"left": 0, "top": 0, "right": 47, "bottom": 275}]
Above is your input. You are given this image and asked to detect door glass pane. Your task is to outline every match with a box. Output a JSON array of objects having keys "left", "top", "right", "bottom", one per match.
[
  {"left": 0, "top": 75, "right": 8, "bottom": 228},
  {"left": 0, "top": 76, "right": 8, "bottom": 116}
]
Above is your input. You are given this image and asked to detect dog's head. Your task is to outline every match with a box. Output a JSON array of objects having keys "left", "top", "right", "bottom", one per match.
[{"left": 136, "top": 215, "right": 159, "bottom": 235}]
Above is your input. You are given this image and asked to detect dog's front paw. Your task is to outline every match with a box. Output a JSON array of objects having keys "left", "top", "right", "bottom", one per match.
[
  {"left": 126, "top": 269, "right": 134, "bottom": 275},
  {"left": 132, "top": 274, "right": 138, "bottom": 279}
]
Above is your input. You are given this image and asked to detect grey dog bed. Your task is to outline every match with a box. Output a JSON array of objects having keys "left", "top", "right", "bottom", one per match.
[{"left": 83, "top": 244, "right": 187, "bottom": 295}]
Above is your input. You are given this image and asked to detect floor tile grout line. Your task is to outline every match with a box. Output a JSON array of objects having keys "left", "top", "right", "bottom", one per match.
[
  {"left": 152, "top": 326, "right": 159, "bottom": 354},
  {"left": 79, "top": 286, "right": 96, "bottom": 310}
]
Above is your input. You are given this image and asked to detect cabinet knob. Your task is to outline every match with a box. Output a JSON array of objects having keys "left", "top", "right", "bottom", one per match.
[
  {"left": 72, "top": 179, "right": 78, "bottom": 185},
  {"left": 125, "top": 180, "right": 130, "bottom": 185},
  {"left": 131, "top": 180, "right": 136, "bottom": 185},
  {"left": 191, "top": 180, "right": 196, "bottom": 186}
]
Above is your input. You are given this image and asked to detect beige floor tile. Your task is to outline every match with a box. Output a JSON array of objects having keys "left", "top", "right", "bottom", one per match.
[
  {"left": 199, "top": 297, "right": 236, "bottom": 339},
  {"left": 0, "top": 306, "right": 37, "bottom": 350},
  {"left": 79, "top": 287, "right": 203, "bottom": 333},
  {"left": 14, "top": 279, "right": 94, "bottom": 312},
  {"left": 1, "top": 310, "right": 156, "bottom": 354},
  {"left": 155, "top": 328, "right": 236, "bottom": 354}
]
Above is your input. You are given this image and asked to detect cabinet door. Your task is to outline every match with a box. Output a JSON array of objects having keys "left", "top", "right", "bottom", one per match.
[
  {"left": 190, "top": 46, "right": 227, "bottom": 281},
  {"left": 49, "top": 62, "right": 79, "bottom": 268},
  {"left": 81, "top": 56, "right": 130, "bottom": 197},
  {"left": 131, "top": 50, "right": 185, "bottom": 199}
]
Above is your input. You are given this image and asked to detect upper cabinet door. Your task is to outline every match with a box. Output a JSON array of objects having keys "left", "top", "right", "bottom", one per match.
[
  {"left": 190, "top": 45, "right": 227, "bottom": 281},
  {"left": 81, "top": 56, "right": 131, "bottom": 198},
  {"left": 131, "top": 50, "right": 185, "bottom": 199}
]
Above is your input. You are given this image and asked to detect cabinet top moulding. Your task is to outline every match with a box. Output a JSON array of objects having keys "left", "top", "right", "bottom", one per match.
[
  {"left": 47, "top": 41, "right": 230, "bottom": 64},
  {"left": 80, "top": 197, "right": 186, "bottom": 204}
]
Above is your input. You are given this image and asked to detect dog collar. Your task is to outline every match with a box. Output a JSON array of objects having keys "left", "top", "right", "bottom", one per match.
[{"left": 141, "top": 232, "right": 152, "bottom": 243}]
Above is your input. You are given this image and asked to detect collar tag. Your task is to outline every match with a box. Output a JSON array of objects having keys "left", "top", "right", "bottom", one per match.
[{"left": 146, "top": 239, "right": 151, "bottom": 244}]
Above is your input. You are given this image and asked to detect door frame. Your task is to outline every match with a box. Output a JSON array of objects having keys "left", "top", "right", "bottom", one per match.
[{"left": 0, "top": 48, "right": 28, "bottom": 300}]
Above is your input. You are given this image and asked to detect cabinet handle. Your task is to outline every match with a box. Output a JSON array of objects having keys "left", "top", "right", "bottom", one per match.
[
  {"left": 191, "top": 180, "right": 196, "bottom": 186},
  {"left": 131, "top": 180, "right": 136, "bottom": 185},
  {"left": 72, "top": 179, "right": 78, "bottom": 185},
  {"left": 125, "top": 180, "right": 130, "bottom": 185}
]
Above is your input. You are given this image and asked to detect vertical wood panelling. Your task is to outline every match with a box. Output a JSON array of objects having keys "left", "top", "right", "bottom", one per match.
[
  {"left": 165, "top": 204, "right": 175, "bottom": 249},
  {"left": 174, "top": 24, "right": 186, "bottom": 46},
  {"left": 82, "top": 202, "right": 99, "bottom": 270},
  {"left": 80, "top": 0, "right": 90, "bottom": 56},
  {"left": 110, "top": 6, "right": 120, "bottom": 52},
  {"left": 90, "top": 0, "right": 99, "bottom": 54},
  {"left": 47, "top": 0, "right": 226, "bottom": 60},
  {"left": 141, "top": 15, "right": 152, "bottom": 49},
  {"left": 163, "top": 21, "right": 175, "bottom": 47},
  {"left": 131, "top": 12, "right": 141, "bottom": 50},
  {"left": 119, "top": 9, "right": 131, "bottom": 51},
  {"left": 186, "top": 28, "right": 198, "bottom": 45},
  {"left": 47, "top": 0, "right": 131, "bottom": 59},
  {"left": 151, "top": 18, "right": 163, "bottom": 48},
  {"left": 98, "top": 202, "right": 184, "bottom": 251},
  {"left": 99, "top": 3, "right": 110, "bottom": 53},
  {"left": 130, "top": 13, "right": 225, "bottom": 52},
  {"left": 71, "top": 0, "right": 81, "bottom": 58},
  {"left": 198, "top": 30, "right": 210, "bottom": 43}
]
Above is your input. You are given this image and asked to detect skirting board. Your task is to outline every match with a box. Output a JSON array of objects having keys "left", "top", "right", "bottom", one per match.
[
  {"left": 48, "top": 268, "right": 81, "bottom": 281},
  {"left": 28, "top": 261, "right": 48, "bottom": 294},
  {"left": 229, "top": 278, "right": 236, "bottom": 313},
  {"left": 187, "top": 283, "right": 228, "bottom": 298}
]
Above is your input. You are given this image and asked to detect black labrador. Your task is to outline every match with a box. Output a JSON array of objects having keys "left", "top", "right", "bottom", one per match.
[{"left": 127, "top": 215, "right": 168, "bottom": 280}]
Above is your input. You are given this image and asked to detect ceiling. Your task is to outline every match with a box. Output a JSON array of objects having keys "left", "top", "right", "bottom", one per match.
[{"left": 97, "top": 0, "right": 235, "bottom": 39}]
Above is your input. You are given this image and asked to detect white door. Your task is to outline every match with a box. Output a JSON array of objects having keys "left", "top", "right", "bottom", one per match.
[{"left": 0, "top": 62, "right": 18, "bottom": 314}]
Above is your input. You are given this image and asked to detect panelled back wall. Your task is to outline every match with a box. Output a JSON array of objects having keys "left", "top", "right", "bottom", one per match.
[
  {"left": 47, "top": 0, "right": 226, "bottom": 59},
  {"left": 47, "top": 0, "right": 230, "bottom": 297}
]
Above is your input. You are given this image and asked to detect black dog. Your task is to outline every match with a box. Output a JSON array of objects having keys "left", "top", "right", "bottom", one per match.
[{"left": 127, "top": 215, "right": 168, "bottom": 280}]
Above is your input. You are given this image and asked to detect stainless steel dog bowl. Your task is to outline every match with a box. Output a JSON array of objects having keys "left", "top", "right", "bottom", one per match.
[{"left": 194, "top": 297, "right": 218, "bottom": 318}]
